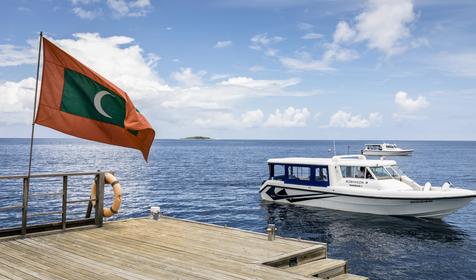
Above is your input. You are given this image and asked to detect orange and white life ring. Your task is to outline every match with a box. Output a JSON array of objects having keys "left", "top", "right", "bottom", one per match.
[{"left": 90, "top": 173, "right": 122, "bottom": 217}]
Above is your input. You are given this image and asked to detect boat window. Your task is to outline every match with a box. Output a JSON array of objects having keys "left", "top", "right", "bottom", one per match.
[
  {"left": 386, "top": 144, "right": 396, "bottom": 149},
  {"left": 314, "top": 167, "right": 328, "bottom": 182},
  {"left": 273, "top": 164, "right": 286, "bottom": 180},
  {"left": 287, "top": 166, "right": 311, "bottom": 181},
  {"left": 391, "top": 165, "right": 404, "bottom": 176},
  {"left": 384, "top": 165, "right": 405, "bottom": 179},
  {"left": 369, "top": 166, "right": 392, "bottom": 180},
  {"left": 366, "top": 145, "right": 382, "bottom": 151},
  {"left": 340, "top": 166, "right": 374, "bottom": 179}
]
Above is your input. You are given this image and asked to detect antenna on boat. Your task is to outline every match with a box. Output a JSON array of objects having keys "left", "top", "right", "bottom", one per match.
[{"left": 333, "top": 140, "right": 336, "bottom": 156}]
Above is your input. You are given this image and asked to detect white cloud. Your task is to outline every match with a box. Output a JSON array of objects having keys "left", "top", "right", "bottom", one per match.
[
  {"left": 214, "top": 40, "right": 232, "bottom": 48},
  {"left": 72, "top": 7, "right": 100, "bottom": 19},
  {"left": 220, "top": 76, "right": 299, "bottom": 89},
  {"left": 53, "top": 33, "right": 171, "bottom": 102},
  {"left": 265, "top": 107, "right": 310, "bottom": 128},
  {"left": 280, "top": 56, "right": 333, "bottom": 71},
  {"left": 394, "top": 91, "right": 429, "bottom": 111},
  {"left": 194, "top": 109, "right": 264, "bottom": 129},
  {"left": 436, "top": 52, "right": 476, "bottom": 78},
  {"left": 70, "top": 0, "right": 99, "bottom": 4},
  {"left": 162, "top": 76, "right": 305, "bottom": 110},
  {"left": 0, "top": 42, "right": 37, "bottom": 67},
  {"left": 322, "top": 44, "right": 359, "bottom": 62},
  {"left": 264, "top": 48, "right": 278, "bottom": 57},
  {"left": 70, "top": 0, "right": 149, "bottom": 19},
  {"left": 354, "top": 0, "right": 416, "bottom": 56},
  {"left": 279, "top": 44, "right": 358, "bottom": 71},
  {"left": 313, "top": 112, "right": 321, "bottom": 121},
  {"left": 328, "top": 110, "right": 382, "bottom": 128},
  {"left": 250, "top": 33, "right": 284, "bottom": 51},
  {"left": 297, "top": 22, "right": 314, "bottom": 30},
  {"left": 1, "top": 33, "right": 316, "bottom": 134},
  {"left": 219, "top": 0, "right": 316, "bottom": 8},
  {"left": 129, "top": 0, "right": 151, "bottom": 8},
  {"left": 0, "top": 33, "right": 172, "bottom": 126},
  {"left": 209, "top": 74, "right": 231, "bottom": 81},
  {"left": 171, "top": 68, "right": 206, "bottom": 87},
  {"left": 194, "top": 112, "right": 238, "bottom": 129},
  {"left": 106, "top": 0, "right": 151, "bottom": 17},
  {"left": 333, "top": 21, "right": 356, "bottom": 44},
  {"left": 249, "top": 65, "right": 264, "bottom": 72},
  {"left": 392, "top": 113, "right": 427, "bottom": 121},
  {"left": 193, "top": 107, "right": 314, "bottom": 129},
  {"left": 280, "top": 20, "right": 359, "bottom": 71},
  {"left": 259, "top": 0, "right": 421, "bottom": 73},
  {"left": 241, "top": 109, "right": 265, "bottom": 127},
  {"left": 301, "top": 32, "right": 324, "bottom": 40},
  {"left": 0, "top": 78, "right": 36, "bottom": 124}
]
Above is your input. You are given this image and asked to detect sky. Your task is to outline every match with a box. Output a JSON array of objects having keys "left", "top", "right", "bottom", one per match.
[{"left": 1, "top": 0, "right": 476, "bottom": 140}]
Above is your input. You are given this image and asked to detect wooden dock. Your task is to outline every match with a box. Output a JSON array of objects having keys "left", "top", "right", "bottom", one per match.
[{"left": 0, "top": 217, "right": 367, "bottom": 280}]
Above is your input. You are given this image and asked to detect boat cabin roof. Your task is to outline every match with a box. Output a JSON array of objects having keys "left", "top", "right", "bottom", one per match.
[
  {"left": 268, "top": 155, "right": 397, "bottom": 167},
  {"left": 365, "top": 143, "right": 396, "bottom": 147}
]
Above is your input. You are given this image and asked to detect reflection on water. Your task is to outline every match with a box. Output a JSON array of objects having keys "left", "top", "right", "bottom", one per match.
[
  {"left": 1, "top": 139, "right": 476, "bottom": 279},
  {"left": 263, "top": 202, "right": 467, "bottom": 243},
  {"left": 262, "top": 202, "right": 474, "bottom": 280}
]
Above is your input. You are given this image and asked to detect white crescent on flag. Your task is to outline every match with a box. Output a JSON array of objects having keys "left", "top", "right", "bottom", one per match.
[{"left": 93, "top": 90, "right": 113, "bottom": 119}]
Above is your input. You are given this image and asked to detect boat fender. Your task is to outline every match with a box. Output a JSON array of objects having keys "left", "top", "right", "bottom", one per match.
[
  {"left": 423, "top": 182, "right": 432, "bottom": 191},
  {"left": 90, "top": 173, "right": 122, "bottom": 217}
]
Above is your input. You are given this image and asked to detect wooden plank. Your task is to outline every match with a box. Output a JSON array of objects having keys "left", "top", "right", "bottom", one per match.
[
  {"left": 2, "top": 240, "right": 127, "bottom": 280},
  {"left": 0, "top": 217, "right": 365, "bottom": 280},
  {"left": 262, "top": 244, "right": 327, "bottom": 267},
  {"left": 44, "top": 231, "right": 310, "bottom": 280},
  {"left": 285, "top": 258, "right": 347, "bottom": 278},
  {"left": 117, "top": 218, "right": 311, "bottom": 252},
  {"left": 16, "top": 238, "right": 156, "bottom": 280},
  {"left": 84, "top": 224, "right": 294, "bottom": 262},
  {"left": 0, "top": 260, "right": 40, "bottom": 280},
  {"left": 331, "top": 273, "right": 369, "bottom": 280}
]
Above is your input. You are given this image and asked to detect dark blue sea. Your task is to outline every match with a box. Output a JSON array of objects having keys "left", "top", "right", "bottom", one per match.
[{"left": 1, "top": 139, "right": 475, "bottom": 279}]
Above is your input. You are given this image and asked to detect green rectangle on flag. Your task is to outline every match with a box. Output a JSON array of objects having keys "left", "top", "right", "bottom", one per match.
[{"left": 61, "top": 69, "right": 126, "bottom": 127}]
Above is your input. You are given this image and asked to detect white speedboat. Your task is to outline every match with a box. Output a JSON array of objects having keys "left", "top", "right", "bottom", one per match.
[
  {"left": 260, "top": 155, "right": 476, "bottom": 218},
  {"left": 362, "top": 143, "right": 413, "bottom": 156}
]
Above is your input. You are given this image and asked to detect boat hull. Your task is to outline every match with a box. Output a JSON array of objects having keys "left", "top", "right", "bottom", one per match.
[
  {"left": 260, "top": 182, "right": 475, "bottom": 219},
  {"left": 362, "top": 149, "right": 413, "bottom": 156}
]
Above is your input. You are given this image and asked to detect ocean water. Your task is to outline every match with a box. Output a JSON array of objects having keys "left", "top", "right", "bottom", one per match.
[{"left": 0, "top": 139, "right": 475, "bottom": 279}]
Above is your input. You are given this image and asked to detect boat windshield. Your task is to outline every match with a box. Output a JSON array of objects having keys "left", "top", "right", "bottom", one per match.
[
  {"left": 385, "top": 144, "right": 397, "bottom": 149},
  {"left": 384, "top": 165, "right": 404, "bottom": 179},
  {"left": 369, "top": 166, "right": 393, "bottom": 180},
  {"left": 366, "top": 145, "right": 382, "bottom": 151}
]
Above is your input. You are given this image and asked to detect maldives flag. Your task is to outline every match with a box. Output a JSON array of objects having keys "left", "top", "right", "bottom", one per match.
[{"left": 35, "top": 37, "right": 155, "bottom": 160}]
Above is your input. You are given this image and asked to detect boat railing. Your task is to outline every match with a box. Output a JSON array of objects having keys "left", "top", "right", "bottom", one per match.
[{"left": 0, "top": 170, "right": 111, "bottom": 237}]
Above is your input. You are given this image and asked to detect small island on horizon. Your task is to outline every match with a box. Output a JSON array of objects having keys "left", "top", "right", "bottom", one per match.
[{"left": 182, "top": 136, "right": 212, "bottom": 140}]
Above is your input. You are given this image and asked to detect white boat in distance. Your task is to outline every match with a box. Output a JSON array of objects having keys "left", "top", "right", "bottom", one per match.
[
  {"left": 260, "top": 155, "right": 476, "bottom": 218},
  {"left": 361, "top": 143, "right": 413, "bottom": 156}
]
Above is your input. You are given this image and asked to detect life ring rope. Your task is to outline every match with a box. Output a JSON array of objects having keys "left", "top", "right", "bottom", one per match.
[{"left": 90, "top": 173, "right": 122, "bottom": 217}]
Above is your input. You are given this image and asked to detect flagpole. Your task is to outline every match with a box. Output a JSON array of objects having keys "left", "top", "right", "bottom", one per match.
[{"left": 27, "top": 31, "right": 43, "bottom": 178}]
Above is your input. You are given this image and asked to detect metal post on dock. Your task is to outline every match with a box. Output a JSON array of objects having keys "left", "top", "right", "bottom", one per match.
[
  {"left": 95, "top": 172, "right": 105, "bottom": 227},
  {"left": 21, "top": 177, "right": 30, "bottom": 236},
  {"left": 267, "top": 224, "right": 276, "bottom": 241},
  {"left": 61, "top": 176, "right": 68, "bottom": 231}
]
